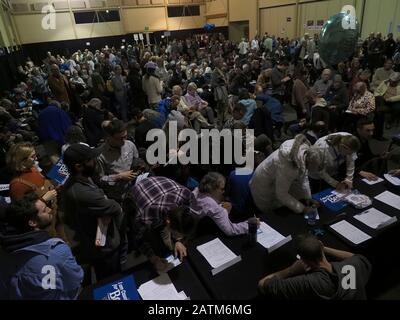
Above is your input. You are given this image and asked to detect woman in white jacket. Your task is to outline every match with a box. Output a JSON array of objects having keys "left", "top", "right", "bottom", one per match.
[
  {"left": 309, "top": 133, "right": 361, "bottom": 192},
  {"left": 250, "top": 135, "right": 323, "bottom": 215}
]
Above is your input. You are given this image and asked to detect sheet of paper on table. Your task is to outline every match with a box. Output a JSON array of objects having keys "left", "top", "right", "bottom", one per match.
[
  {"left": 375, "top": 191, "right": 400, "bottom": 210},
  {"left": 257, "top": 222, "right": 292, "bottom": 253},
  {"left": 330, "top": 220, "right": 371, "bottom": 245},
  {"left": 157, "top": 254, "right": 182, "bottom": 275},
  {"left": 384, "top": 174, "right": 400, "bottom": 186},
  {"left": 331, "top": 190, "right": 350, "bottom": 199},
  {"left": 138, "top": 273, "right": 188, "bottom": 300},
  {"left": 362, "top": 177, "right": 384, "bottom": 185},
  {"left": 196, "top": 238, "right": 238, "bottom": 269},
  {"left": 354, "top": 208, "right": 397, "bottom": 230}
]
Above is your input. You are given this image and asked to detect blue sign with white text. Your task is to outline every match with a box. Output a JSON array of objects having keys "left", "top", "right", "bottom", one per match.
[
  {"left": 312, "top": 189, "right": 348, "bottom": 212},
  {"left": 47, "top": 158, "right": 69, "bottom": 185},
  {"left": 93, "top": 275, "right": 140, "bottom": 300}
]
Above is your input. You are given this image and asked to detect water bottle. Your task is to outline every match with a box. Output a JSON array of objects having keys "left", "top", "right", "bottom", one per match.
[
  {"left": 248, "top": 217, "right": 258, "bottom": 246},
  {"left": 305, "top": 205, "right": 318, "bottom": 226}
]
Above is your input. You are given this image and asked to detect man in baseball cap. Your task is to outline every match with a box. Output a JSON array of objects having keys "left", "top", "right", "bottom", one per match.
[
  {"left": 63, "top": 143, "right": 101, "bottom": 175},
  {"left": 61, "top": 143, "right": 126, "bottom": 280}
]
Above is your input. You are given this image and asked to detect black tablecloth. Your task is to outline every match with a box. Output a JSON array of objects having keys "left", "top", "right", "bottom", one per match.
[
  {"left": 187, "top": 180, "right": 400, "bottom": 300},
  {"left": 79, "top": 260, "right": 211, "bottom": 300}
]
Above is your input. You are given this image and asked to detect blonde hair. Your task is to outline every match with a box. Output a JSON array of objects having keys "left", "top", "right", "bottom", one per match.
[
  {"left": 327, "top": 134, "right": 361, "bottom": 152},
  {"left": 6, "top": 142, "right": 36, "bottom": 174}
]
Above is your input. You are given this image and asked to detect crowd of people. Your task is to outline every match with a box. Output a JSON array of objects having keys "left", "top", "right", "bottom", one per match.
[{"left": 1, "top": 30, "right": 400, "bottom": 300}]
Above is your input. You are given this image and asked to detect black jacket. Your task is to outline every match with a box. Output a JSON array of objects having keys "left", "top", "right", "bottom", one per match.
[{"left": 60, "top": 176, "right": 124, "bottom": 260}]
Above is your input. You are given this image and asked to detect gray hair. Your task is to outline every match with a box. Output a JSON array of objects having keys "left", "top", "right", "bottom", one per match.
[
  {"left": 199, "top": 172, "right": 225, "bottom": 194},
  {"left": 187, "top": 82, "right": 198, "bottom": 91}
]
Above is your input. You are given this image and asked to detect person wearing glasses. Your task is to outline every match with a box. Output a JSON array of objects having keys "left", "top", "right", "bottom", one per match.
[
  {"left": 6, "top": 142, "right": 64, "bottom": 240},
  {"left": 0, "top": 193, "right": 83, "bottom": 299},
  {"left": 96, "top": 119, "right": 140, "bottom": 202}
]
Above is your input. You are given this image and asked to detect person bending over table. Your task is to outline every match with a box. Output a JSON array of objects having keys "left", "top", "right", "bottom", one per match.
[
  {"left": 258, "top": 234, "right": 371, "bottom": 300},
  {"left": 250, "top": 135, "right": 323, "bottom": 216},
  {"left": 191, "top": 172, "right": 257, "bottom": 236},
  {"left": 130, "top": 176, "right": 197, "bottom": 273},
  {"left": 309, "top": 133, "right": 361, "bottom": 193}
]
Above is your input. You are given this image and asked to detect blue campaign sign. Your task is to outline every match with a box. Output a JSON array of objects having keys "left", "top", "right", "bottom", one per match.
[
  {"left": 93, "top": 275, "right": 140, "bottom": 301},
  {"left": 312, "top": 189, "right": 348, "bottom": 212},
  {"left": 46, "top": 158, "right": 70, "bottom": 185}
]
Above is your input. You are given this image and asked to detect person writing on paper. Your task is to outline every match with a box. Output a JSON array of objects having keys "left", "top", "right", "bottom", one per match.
[
  {"left": 309, "top": 133, "right": 361, "bottom": 193},
  {"left": 258, "top": 234, "right": 371, "bottom": 300},
  {"left": 130, "top": 176, "right": 197, "bottom": 272},
  {"left": 250, "top": 135, "right": 323, "bottom": 216},
  {"left": 191, "top": 172, "right": 256, "bottom": 236}
]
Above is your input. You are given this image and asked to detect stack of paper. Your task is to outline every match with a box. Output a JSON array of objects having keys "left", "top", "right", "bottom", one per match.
[
  {"left": 197, "top": 238, "right": 241, "bottom": 275},
  {"left": 138, "top": 273, "right": 188, "bottom": 300},
  {"left": 384, "top": 174, "right": 400, "bottom": 186},
  {"left": 375, "top": 191, "right": 400, "bottom": 210},
  {"left": 330, "top": 220, "right": 371, "bottom": 245},
  {"left": 257, "top": 222, "right": 292, "bottom": 253},
  {"left": 354, "top": 208, "right": 397, "bottom": 230}
]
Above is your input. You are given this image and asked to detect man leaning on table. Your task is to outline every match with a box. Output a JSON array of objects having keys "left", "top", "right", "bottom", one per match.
[{"left": 258, "top": 234, "right": 371, "bottom": 300}]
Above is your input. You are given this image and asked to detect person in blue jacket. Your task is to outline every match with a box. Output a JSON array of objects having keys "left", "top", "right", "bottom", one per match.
[
  {"left": 0, "top": 193, "right": 84, "bottom": 300},
  {"left": 38, "top": 100, "right": 72, "bottom": 146},
  {"left": 256, "top": 89, "right": 285, "bottom": 138}
]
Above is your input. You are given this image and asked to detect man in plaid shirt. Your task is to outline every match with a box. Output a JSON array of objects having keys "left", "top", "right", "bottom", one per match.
[{"left": 131, "top": 176, "right": 197, "bottom": 272}]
